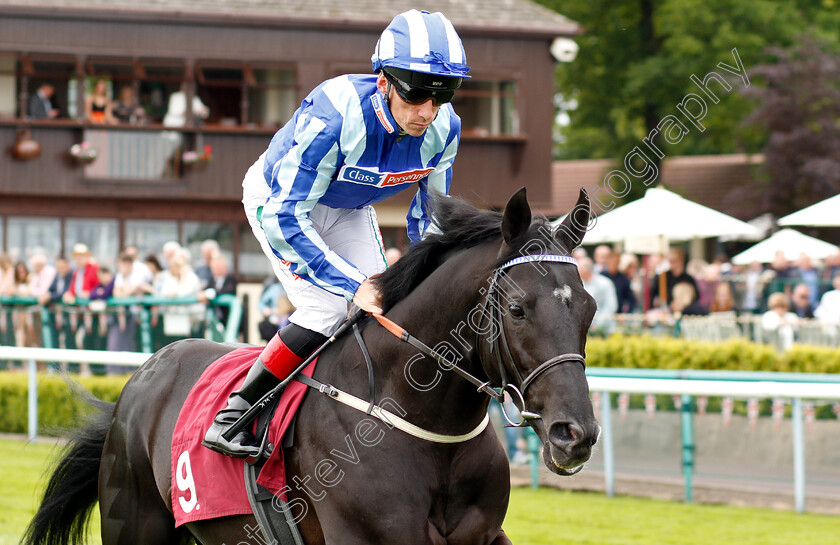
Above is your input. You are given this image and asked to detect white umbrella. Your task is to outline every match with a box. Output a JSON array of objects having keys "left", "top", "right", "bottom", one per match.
[
  {"left": 778, "top": 194, "right": 840, "bottom": 227},
  {"left": 731, "top": 229, "right": 839, "bottom": 265},
  {"left": 553, "top": 186, "right": 762, "bottom": 245}
]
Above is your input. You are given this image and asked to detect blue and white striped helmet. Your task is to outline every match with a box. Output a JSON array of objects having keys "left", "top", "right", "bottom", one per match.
[{"left": 372, "top": 10, "right": 470, "bottom": 81}]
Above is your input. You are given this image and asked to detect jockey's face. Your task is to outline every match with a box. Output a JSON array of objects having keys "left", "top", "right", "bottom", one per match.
[{"left": 376, "top": 73, "right": 440, "bottom": 137}]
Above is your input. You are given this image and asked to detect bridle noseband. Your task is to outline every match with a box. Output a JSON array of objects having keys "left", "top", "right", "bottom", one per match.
[{"left": 483, "top": 254, "right": 586, "bottom": 426}]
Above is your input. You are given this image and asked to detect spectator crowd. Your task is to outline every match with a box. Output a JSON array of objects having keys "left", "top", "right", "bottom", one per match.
[{"left": 574, "top": 245, "right": 840, "bottom": 348}]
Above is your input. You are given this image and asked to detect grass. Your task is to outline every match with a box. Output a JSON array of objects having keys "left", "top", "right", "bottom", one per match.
[
  {"left": 1, "top": 437, "right": 838, "bottom": 545},
  {"left": 505, "top": 487, "right": 840, "bottom": 545}
]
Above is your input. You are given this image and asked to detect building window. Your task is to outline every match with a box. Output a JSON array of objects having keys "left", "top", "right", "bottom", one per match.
[
  {"left": 23, "top": 55, "right": 78, "bottom": 120},
  {"left": 6, "top": 217, "right": 61, "bottom": 263},
  {"left": 238, "top": 225, "right": 274, "bottom": 279},
  {"left": 452, "top": 79, "right": 520, "bottom": 137},
  {"left": 196, "top": 62, "right": 296, "bottom": 128},
  {"left": 65, "top": 218, "right": 119, "bottom": 270},
  {"left": 125, "top": 220, "right": 179, "bottom": 265}
]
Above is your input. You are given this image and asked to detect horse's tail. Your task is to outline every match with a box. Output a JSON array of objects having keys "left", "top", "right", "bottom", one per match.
[{"left": 21, "top": 396, "right": 115, "bottom": 545}]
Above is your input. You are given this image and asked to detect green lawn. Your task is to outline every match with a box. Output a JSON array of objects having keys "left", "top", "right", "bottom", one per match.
[{"left": 2, "top": 437, "right": 838, "bottom": 545}]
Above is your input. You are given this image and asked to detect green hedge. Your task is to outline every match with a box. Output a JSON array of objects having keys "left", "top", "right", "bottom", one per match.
[
  {"left": 0, "top": 373, "right": 129, "bottom": 435},
  {"left": 587, "top": 335, "right": 840, "bottom": 374}
]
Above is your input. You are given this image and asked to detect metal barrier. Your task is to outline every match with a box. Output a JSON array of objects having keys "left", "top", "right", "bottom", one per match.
[
  {"left": 1, "top": 346, "right": 838, "bottom": 513},
  {"left": 0, "top": 293, "right": 242, "bottom": 354},
  {"left": 581, "top": 368, "right": 840, "bottom": 513}
]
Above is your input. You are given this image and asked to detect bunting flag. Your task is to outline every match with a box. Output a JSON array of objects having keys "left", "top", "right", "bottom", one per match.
[
  {"left": 591, "top": 392, "right": 602, "bottom": 420},
  {"left": 672, "top": 396, "right": 682, "bottom": 410},
  {"left": 697, "top": 396, "right": 708, "bottom": 417},
  {"left": 722, "top": 397, "right": 734, "bottom": 428},
  {"left": 747, "top": 398, "right": 760, "bottom": 430},
  {"left": 618, "top": 393, "right": 630, "bottom": 423},
  {"left": 772, "top": 398, "right": 786, "bottom": 431},
  {"left": 644, "top": 394, "right": 657, "bottom": 420},
  {"left": 804, "top": 402, "right": 816, "bottom": 434}
]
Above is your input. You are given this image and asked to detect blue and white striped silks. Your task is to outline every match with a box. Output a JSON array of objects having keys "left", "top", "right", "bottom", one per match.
[
  {"left": 258, "top": 74, "right": 462, "bottom": 301},
  {"left": 371, "top": 9, "right": 470, "bottom": 78}
]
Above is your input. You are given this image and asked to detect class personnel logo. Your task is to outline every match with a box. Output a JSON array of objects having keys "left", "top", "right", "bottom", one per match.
[{"left": 338, "top": 165, "right": 435, "bottom": 188}]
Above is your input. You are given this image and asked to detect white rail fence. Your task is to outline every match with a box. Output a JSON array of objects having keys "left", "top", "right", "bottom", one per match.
[{"left": 3, "top": 347, "right": 839, "bottom": 513}]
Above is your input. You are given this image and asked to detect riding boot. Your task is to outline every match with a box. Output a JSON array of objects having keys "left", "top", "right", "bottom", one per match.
[{"left": 202, "top": 333, "right": 305, "bottom": 458}]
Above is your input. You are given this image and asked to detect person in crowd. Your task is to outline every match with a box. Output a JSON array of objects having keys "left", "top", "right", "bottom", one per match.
[
  {"left": 740, "top": 261, "right": 768, "bottom": 314},
  {"left": 197, "top": 253, "right": 237, "bottom": 326},
  {"left": 163, "top": 83, "right": 210, "bottom": 128},
  {"left": 161, "top": 241, "right": 183, "bottom": 270},
  {"left": 112, "top": 85, "right": 146, "bottom": 124},
  {"left": 824, "top": 252, "right": 840, "bottom": 285},
  {"left": 204, "top": 9, "right": 471, "bottom": 457},
  {"left": 195, "top": 239, "right": 220, "bottom": 290},
  {"left": 709, "top": 282, "right": 737, "bottom": 315},
  {"left": 27, "top": 83, "right": 59, "bottom": 119},
  {"left": 815, "top": 273, "right": 840, "bottom": 324},
  {"left": 90, "top": 267, "right": 115, "bottom": 300},
  {"left": 40, "top": 256, "right": 73, "bottom": 305},
  {"left": 602, "top": 250, "right": 635, "bottom": 314},
  {"left": 790, "top": 283, "right": 815, "bottom": 319},
  {"left": 156, "top": 251, "right": 204, "bottom": 338},
  {"left": 649, "top": 247, "right": 698, "bottom": 309},
  {"left": 671, "top": 282, "right": 708, "bottom": 317},
  {"left": 122, "top": 245, "right": 154, "bottom": 288},
  {"left": 258, "top": 278, "right": 287, "bottom": 321},
  {"left": 62, "top": 244, "right": 100, "bottom": 304},
  {"left": 28, "top": 253, "right": 56, "bottom": 300},
  {"left": 619, "top": 253, "right": 642, "bottom": 313},
  {"left": 13, "top": 261, "right": 30, "bottom": 296},
  {"left": 793, "top": 253, "right": 820, "bottom": 307},
  {"left": 140, "top": 253, "right": 164, "bottom": 295},
  {"left": 572, "top": 247, "right": 588, "bottom": 261},
  {"left": 578, "top": 257, "right": 617, "bottom": 335},
  {"left": 0, "top": 254, "right": 14, "bottom": 296},
  {"left": 258, "top": 294, "right": 295, "bottom": 343},
  {"left": 384, "top": 247, "right": 403, "bottom": 267},
  {"left": 592, "top": 245, "right": 612, "bottom": 274},
  {"left": 85, "top": 79, "right": 115, "bottom": 124},
  {"left": 762, "top": 292, "right": 799, "bottom": 350},
  {"left": 693, "top": 260, "right": 719, "bottom": 309},
  {"left": 105, "top": 254, "right": 144, "bottom": 363}
]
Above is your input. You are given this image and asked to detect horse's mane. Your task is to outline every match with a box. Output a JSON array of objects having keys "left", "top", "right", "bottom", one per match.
[{"left": 376, "top": 194, "right": 553, "bottom": 312}]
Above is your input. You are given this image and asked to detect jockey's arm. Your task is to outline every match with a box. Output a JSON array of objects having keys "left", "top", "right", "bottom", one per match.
[
  {"left": 260, "top": 117, "right": 369, "bottom": 303},
  {"left": 406, "top": 135, "right": 458, "bottom": 244}
]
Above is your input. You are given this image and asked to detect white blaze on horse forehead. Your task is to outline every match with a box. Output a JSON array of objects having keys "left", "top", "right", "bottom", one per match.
[{"left": 553, "top": 285, "right": 572, "bottom": 303}]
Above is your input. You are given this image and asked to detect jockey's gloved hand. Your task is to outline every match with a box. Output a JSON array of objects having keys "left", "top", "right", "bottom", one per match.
[{"left": 353, "top": 277, "right": 384, "bottom": 315}]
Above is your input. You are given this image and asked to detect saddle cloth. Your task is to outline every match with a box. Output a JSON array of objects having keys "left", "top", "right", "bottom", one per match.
[{"left": 170, "top": 346, "right": 316, "bottom": 527}]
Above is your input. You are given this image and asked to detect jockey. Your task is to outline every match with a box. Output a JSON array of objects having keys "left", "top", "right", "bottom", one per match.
[{"left": 204, "top": 9, "right": 469, "bottom": 458}]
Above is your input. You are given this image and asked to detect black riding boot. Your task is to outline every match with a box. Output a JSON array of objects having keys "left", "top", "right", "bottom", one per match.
[{"left": 202, "top": 359, "right": 278, "bottom": 458}]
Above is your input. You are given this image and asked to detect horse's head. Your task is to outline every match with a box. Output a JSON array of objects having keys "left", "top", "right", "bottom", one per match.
[{"left": 481, "top": 188, "right": 599, "bottom": 475}]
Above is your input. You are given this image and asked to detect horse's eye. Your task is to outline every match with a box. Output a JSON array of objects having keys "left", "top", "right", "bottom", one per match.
[{"left": 508, "top": 303, "right": 525, "bottom": 319}]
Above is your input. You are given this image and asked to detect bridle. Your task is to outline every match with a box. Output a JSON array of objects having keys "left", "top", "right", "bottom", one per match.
[
  {"left": 482, "top": 254, "right": 586, "bottom": 426},
  {"left": 374, "top": 253, "right": 586, "bottom": 428}
]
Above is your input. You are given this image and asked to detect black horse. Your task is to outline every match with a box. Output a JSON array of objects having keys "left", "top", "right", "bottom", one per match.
[{"left": 23, "top": 188, "right": 599, "bottom": 545}]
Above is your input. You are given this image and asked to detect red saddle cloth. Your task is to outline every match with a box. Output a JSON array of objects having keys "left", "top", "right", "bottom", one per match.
[{"left": 170, "top": 346, "right": 315, "bottom": 527}]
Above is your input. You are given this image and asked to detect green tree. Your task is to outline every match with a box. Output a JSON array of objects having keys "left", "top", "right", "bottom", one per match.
[{"left": 537, "top": 0, "right": 837, "bottom": 176}]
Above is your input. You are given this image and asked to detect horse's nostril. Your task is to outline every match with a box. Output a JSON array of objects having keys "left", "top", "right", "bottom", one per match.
[{"left": 549, "top": 421, "right": 582, "bottom": 446}]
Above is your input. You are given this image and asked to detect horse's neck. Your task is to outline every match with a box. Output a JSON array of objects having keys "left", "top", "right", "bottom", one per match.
[{"left": 364, "top": 244, "right": 497, "bottom": 434}]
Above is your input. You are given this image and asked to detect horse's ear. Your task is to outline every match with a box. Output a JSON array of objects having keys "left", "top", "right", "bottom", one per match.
[
  {"left": 501, "top": 187, "right": 532, "bottom": 244},
  {"left": 554, "top": 188, "right": 590, "bottom": 252}
]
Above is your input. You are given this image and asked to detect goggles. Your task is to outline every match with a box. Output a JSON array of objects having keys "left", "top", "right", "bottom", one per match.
[{"left": 382, "top": 68, "right": 460, "bottom": 106}]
